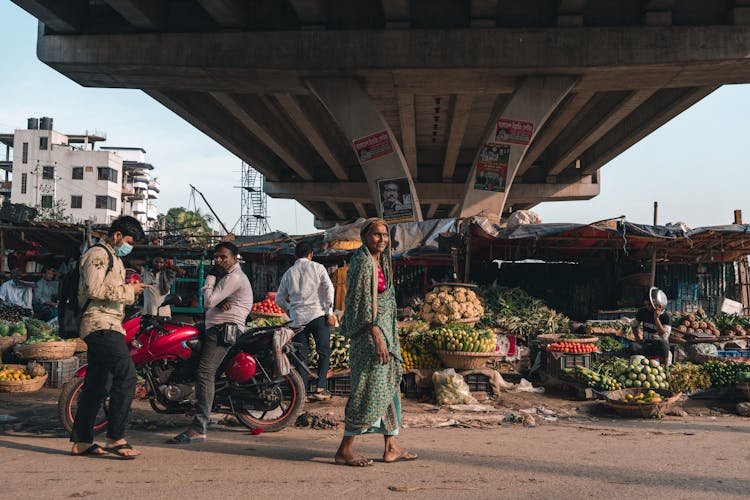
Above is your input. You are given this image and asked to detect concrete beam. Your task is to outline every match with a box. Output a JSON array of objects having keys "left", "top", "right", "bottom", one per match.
[
  {"left": 265, "top": 180, "right": 598, "bottom": 204},
  {"left": 35, "top": 27, "right": 750, "bottom": 73},
  {"left": 11, "top": 0, "right": 82, "bottom": 33},
  {"left": 288, "top": 0, "right": 326, "bottom": 28},
  {"left": 104, "top": 0, "right": 164, "bottom": 30},
  {"left": 396, "top": 93, "right": 418, "bottom": 178},
  {"left": 547, "top": 89, "right": 656, "bottom": 176},
  {"left": 471, "top": 0, "right": 497, "bottom": 27},
  {"left": 426, "top": 204, "right": 439, "bottom": 219},
  {"left": 147, "top": 90, "right": 283, "bottom": 182},
  {"left": 352, "top": 201, "right": 367, "bottom": 218},
  {"left": 580, "top": 86, "right": 718, "bottom": 175},
  {"left": 382, "top": 0, "right": 410, "bottom": 28},
  {"left": 442, "top": 94, "right": 473, "bottom": 181},
  {"left": 306, "top": 78, "right": 422, "bottom": 221},
  {"left": 196, "top": 0, "right": 245, "bottom": 28},
  {"left": 516, "top": 91, "right": 594, "bottom": 178},
  {"left": 274, "top": 93, "right": 349, "bottom": 180},
  {"left": 460, "top": 77, "right": 577, "bottom": 219},
  {"left": 325, "top": 201, "right": 345, "bottom": 220},
  {"left": 210, "top": 92, "right": 314, "bottom": 180}
]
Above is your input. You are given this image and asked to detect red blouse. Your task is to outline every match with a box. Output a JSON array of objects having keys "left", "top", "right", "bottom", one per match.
[{"left": 377, "top": 265, "right": 386, "bottom": 294}]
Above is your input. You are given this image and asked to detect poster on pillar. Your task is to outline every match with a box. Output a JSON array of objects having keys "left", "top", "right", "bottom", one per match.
[
  {"left": 378, "top": 177, "right": 415, "bottom": 223},
  {"left": 495, "top": 118, "right": 534, "bottom": 146},
  {"left": 353, "top": 130, "right": 394, "bottom": 164},
  {"left": 474, "top": 144, "right": 509, "bottom": 193}
]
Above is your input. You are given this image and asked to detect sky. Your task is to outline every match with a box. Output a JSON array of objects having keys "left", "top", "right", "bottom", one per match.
[{"left": 1, "top": 2, "right": 749, "bottom": 233}]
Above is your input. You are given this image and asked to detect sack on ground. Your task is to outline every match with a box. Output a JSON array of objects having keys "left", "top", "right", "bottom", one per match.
[{"left": 432, "top": 368, "right": 477, "bottom": 405}]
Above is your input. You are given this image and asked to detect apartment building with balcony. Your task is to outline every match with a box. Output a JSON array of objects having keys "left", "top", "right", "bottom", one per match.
[{"left": 0, "top": 117, "right": 159, "bottom": 228}]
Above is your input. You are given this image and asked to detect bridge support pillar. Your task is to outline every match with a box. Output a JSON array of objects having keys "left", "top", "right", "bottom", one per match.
[
  {"left": 459, "top": 76, "right": 576, "bottom": 220},
  {"left": 305, "top": 77, "right": 422, "bottom": 223}
]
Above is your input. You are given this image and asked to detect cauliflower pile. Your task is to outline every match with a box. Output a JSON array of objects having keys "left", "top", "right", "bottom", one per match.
[{"left": 420, "top": 285, "right": 484, "bottom": 326}]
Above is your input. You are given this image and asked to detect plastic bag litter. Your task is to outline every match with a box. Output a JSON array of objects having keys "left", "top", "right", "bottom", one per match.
[
  {"left": 509, "top": 378, "right": 545, "bottom": 393},
  {"left": 432, "top": 368, "right": 477, "bottom": 405}
]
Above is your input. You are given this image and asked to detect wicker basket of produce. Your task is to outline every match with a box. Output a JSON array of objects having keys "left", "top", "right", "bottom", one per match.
[
  {"left": 74, "top": 338, "right": 88, "bottom": 353},
  {"left": 536, "top": 334, "right": 560, "bottom": 345},
  {"left": 605, "top": 388, "right": 681, "bottom": 418},
  {"left": 0, "top": 336, "right": 15, "bottom": 353},
  {"left": 451, "top": 316, "right": 480, "bottom": 328},
  {"left": 15, "top": 341, "right": 77, "bottom": 361},
  {"left": 249, "top": 311, "right": 287, "bottom": 320},
  {"left": 436, "top": 350, "right": 500, "bottom": 370},
  {"left": 736, "top": 379, "right": 750, "bottom": 400},
  {"left": 0, "top": 364, "right": 48, "bottom": 393}
]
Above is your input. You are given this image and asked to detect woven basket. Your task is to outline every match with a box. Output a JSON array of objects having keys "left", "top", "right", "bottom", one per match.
[
  {"left": 605, "top": 388, "right": 681, "bottom": 418},
  {"left": 736, "top": 381, "right": 750, "bottom": 400},
  {"left": 450, "top": 316, "right": 480, "bottom": 328},
  {"left": 15, "top": 341, "right": 77, "bottom": 361},
  {"left": 436, "top": 350, "right": 499, "bottom": 370},
  {"left": 0, "top": 364, "right": 48, "bottom": 393},
  {"left": 73, "top": 338, "right": 88, "bottom": 353},
  {"left": 0, "top": 333, "right": 27, "bottom": 353},
  {"left": 537, "top": 334, "right": 560, "bottom": 345},
  {"left": 249, "top": 311, "right": 287, "bottom": 320}
]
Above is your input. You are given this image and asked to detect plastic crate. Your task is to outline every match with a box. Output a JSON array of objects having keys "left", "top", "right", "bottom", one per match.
[
  {"left": 464, "top": 373, "right": 493, "bottom": 395},
  {"left": 546, "top": 352, "right": 590, "bottom": 379},
  {"left": 401, "top": 372, "right": 418, "bottom": 399},
  {"left": 717, "top": 350, "right": 750, "bottom": 359},
  {"left": 75, "top": 351, "right": 87, "bottom": 366},
  {"left": 39, "top": 357, "right": 79, "bottom": 388},
  {"left": 328, "top": 372, "right": 351, "bottom": 396}
]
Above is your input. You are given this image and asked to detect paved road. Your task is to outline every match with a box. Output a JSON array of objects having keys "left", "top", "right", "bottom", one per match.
[{"left": 2, "top": 400, "right": 749, "bottom": 499}]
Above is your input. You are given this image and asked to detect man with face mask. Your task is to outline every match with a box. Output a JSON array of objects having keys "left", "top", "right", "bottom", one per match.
[
  {"left": 169, "top": 241, "right": 253, "bottom": 444},
  {"left": 70, "top": 216, "right": 150, "bottom": 459}
]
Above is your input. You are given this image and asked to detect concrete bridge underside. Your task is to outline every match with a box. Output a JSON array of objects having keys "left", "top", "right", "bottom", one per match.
[{"left": 13, "top": 0, "right": 750, "bottom": 227}]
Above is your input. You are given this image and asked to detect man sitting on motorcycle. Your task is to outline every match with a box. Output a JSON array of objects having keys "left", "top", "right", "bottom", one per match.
[{"left": 168, "top": 241, "right": 254, "bottom": 444}]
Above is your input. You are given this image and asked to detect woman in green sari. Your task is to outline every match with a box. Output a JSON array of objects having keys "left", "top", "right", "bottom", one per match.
[{"left": 334, "top": 218, "right": 418, "bottom": 467}]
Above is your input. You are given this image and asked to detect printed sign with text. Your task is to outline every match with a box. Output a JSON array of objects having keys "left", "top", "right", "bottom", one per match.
[
  {"left": 353, "top": 130, "right": 394, "bottom": 164},
  {"left": 495, "top": 118, "right": 534, "bottom": 145},
  {"left": 474, "top": 143, "right": 509, "bottom": 192}
]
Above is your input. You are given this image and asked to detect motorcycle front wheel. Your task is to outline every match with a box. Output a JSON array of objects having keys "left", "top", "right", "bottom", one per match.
[
  {"left": 57, "top": 377, "right": 110, "bottom": 435},
  {"left": 234, "top": 368, "right": 305, "bottom": 432}
]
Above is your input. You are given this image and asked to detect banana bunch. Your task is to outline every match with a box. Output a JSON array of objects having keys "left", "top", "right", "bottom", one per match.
[
  {"left": 433, "top": 324, "right": 496, "bottom": 353},
  {"left": 308, "top": 333, "right": 350, "bottom": 370}
]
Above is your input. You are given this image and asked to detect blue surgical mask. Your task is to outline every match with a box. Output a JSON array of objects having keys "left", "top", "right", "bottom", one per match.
[{"left": 115, "top": 242, "right": 133, "bottom": 257}]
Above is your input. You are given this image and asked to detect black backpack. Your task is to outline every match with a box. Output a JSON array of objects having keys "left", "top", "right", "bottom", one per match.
[{"left": 58, "top": 244, "right": 113, "bottom": 339}]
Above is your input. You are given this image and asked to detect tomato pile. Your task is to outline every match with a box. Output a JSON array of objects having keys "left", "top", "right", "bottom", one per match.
[
  {"left": 251, "top": 297, "right": 285, "bottom": 315},
  {"left": 547, "top": 342, "right": 597, "bottom": 354}
]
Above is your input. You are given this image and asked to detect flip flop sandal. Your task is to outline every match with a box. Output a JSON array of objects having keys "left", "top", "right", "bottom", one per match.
[
  {"left": 103, "top": 443, "right": 139, "bottom": 460},
  {"left": 71, "top": 443, "right": 107, "bottom": 457},
  {"left": 384, "top": 452, "right": 418, "bottom": 463},
  {"left": 166, "top": 432, "right": 206, "bottom": 445}
]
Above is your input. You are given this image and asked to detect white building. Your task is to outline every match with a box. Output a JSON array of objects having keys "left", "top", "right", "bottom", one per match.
[
  {"left": 100, "top": 147, "right": 160, "bottom": 229},
  {"left": 0, "top": 118, "right": 158, "bottom": 228}
]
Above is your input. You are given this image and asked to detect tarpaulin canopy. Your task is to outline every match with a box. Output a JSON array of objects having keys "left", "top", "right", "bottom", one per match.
[{"left": 470, "top": 218, "right": 750, "bottom": 264}]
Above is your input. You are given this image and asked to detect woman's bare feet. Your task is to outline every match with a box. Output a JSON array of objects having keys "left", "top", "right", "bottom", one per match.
[
  {"left": 383, "top": 437, "right": 417, "bottom": 463},
  {"left": 335, "top": 436, "right": 373, "bottom": 467}
]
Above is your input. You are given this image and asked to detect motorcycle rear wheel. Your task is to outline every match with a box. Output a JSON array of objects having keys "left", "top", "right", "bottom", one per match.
[
  {"left": 234, "top": 368, "right": 305, "bottom": 432},
  {"left": 58, "top": 377, "right": 110, "bottom": 435}
]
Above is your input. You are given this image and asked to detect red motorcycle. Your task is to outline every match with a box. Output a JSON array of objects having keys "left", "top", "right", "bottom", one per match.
[{"left": 58, "top": 296, "right": 309, "bottom": 433}]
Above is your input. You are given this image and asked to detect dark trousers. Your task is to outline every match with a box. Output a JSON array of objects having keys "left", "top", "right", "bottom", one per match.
[
  {"left": 630, "top": 338, "right": 671, "bottom": 361},
  {"left": 191, "top": 327, "right": 230, "bottom": 434},
  {"left": 294, "top": 315, "right": 330, "bottom": 391},
  {"left": 71, "top": 329, "right": 136, "bottom": 443}
]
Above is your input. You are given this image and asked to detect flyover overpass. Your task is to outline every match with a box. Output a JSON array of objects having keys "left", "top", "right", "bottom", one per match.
[{"left": 13, "top": 0, "right": 750, "bottom": 227}]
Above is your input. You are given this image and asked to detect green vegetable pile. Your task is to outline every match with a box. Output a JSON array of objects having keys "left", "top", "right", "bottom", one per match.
[
  {"left": 478, "top": 284, "right": 570, "bottom": 339},
  {"left": 596, "top": 336, "right": 626, "bottom": 353},
  {"left": 703, "top": 360, "right": 745, "bottom": 386},
  {"left": 666, "top": 363, "right": 711, "bottom": 393},
  {"left": 561, "top": 365, "right": 621, "bottom": 391},
  {"left": 0, "top": 321, "right": 27, "bottom": 337},
  {"left": 595, "top": 357, "right": 669, "bottom": 390},
  {"left": 246, "top": 317, "right": 286, "bottom": 328}
]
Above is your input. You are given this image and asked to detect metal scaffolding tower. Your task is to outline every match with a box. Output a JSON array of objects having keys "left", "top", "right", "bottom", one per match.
[{"left": 239, "top": 162, "right": 270, "bottom": 235}]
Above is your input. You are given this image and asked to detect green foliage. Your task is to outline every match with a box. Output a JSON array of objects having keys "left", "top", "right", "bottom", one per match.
[{"left": 157, "top": 207, "right": 214, "bottom": 244}]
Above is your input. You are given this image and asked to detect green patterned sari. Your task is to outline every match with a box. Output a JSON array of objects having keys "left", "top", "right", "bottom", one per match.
[{"left": 340, "top": 241, "right": 403, "bottom": 435}]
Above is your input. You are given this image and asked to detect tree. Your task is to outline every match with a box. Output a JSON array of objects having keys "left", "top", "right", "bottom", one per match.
[
  {"left": 157, "top": 207, "right": 215, "bottom": 244},
  {"left": 34, "top": 199, "right": 74, "bottom": 223}
]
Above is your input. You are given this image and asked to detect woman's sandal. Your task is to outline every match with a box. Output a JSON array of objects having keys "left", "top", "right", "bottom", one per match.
[
  {"left": 166, "top": 432, "right": 206, "bottom": 445},
  {"left": 103, "top": 442, "right": 139, "bottom": 460},
  {"left": 71, "top": 443, "right": 107, "bottom": 457}
]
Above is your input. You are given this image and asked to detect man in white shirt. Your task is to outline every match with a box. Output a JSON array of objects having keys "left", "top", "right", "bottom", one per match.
[
  {"left": 0, "top": 269, "right": 33, "bottom": 312},
  {"left": 275, "top": 242, "right": 335, "bottom": 400}
]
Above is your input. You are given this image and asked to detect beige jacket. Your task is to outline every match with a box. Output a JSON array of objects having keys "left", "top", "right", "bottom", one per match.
[{"left": 78, "top": 242, "right": 135, "bottom": 339}]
